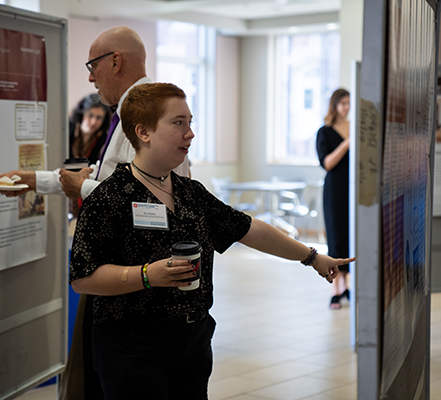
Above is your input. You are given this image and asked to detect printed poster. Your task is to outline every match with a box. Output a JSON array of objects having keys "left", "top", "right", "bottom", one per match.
[
  {"left": 0, "top": 28, "right": 48, "bottom": 270},
  {"left": 380, "top": 0, "right": 435, "bottom": 394}
]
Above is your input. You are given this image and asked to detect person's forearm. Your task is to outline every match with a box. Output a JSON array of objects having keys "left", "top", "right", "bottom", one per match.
[
  {"left": 71, "top": 264, "right": 144, "bottom": 295},
  {"left": 239, "top": 218, "right": 311, "bottom": 262},
  {"left": 239, "top": 218, "right": 352, "bottom": 283},
  {"left": 323, "top": 140, "right": 349, "bottom": 171}
]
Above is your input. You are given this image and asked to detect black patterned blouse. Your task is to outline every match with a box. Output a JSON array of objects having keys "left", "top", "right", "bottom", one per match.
[{"left": 69, "top": 163, "right": 252, "bottom": 325}]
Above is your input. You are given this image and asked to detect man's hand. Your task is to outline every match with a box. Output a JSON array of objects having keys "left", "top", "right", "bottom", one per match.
[
  {"left": 59, "top": 168, "right": 93, "bottom": 199},
  {"left": 0, "top": 170, "right": 36, "bottom": 197}
]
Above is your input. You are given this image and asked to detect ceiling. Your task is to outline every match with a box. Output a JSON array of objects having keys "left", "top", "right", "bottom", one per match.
[{"left": 70, "top": 0, "right": 341, "bottom": 35}]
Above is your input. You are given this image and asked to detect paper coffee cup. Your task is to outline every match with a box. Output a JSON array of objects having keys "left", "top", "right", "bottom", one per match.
[
  {"left": 63, "top": 158, "right": 90, "bottom": 172},
  {"left": 170, "top": 241, "right": 202, "bottom": 291}
]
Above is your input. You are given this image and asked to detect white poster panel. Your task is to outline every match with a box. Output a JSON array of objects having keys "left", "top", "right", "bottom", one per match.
[
  {"left": 0, "top": 100, "right": 47, "bottom": 270},
  {"left": 0, "top": 28, "right": 48, "bottom": 270}
]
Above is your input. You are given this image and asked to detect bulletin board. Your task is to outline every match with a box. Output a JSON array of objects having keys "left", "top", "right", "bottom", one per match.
[
  {"left": 0, "top": 5, "right": 68, "bottom": 399},
  {"left": 356, "top": 0, "right": 439, "bottom": 399}
]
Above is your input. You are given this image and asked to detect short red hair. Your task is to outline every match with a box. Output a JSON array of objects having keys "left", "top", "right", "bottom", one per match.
[{"left": 121, "top": 82, "right": 186, "bottom": 151}]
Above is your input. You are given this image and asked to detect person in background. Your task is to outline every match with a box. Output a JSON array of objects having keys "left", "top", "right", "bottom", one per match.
[
  {"left": 316, "top": 88, "right": 350, "bottom": 310},
  {"left": 69, "top": 82, "right": 355, "bottom": 399},
  {"left": 0, "top": 26, "right": 190, "bottom": 400},
  {"left": 70, "top": 93, "right": 111, "bottom": 165},
  {"left": 69, "top": 93, "right": 112, "bottom": 218}
]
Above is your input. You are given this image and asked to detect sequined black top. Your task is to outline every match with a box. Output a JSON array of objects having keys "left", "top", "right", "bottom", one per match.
[{"left": 69, "top": 163, "right": 252, "bottom": 325}]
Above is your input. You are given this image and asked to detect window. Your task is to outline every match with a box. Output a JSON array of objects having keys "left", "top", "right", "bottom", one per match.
[
  {"left": 269, "top": 31, "right": 340, "bottom": 165},
  {"left": 156, "top": 20, "right": 215, "bottom": 163},
  {"left": 0, "top": 0, "right": 39, "bottom": 12}
]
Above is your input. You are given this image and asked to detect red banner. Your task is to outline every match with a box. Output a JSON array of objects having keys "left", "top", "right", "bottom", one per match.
[{"left": 0, "top": 28, "right": 47, "bottom": 101}]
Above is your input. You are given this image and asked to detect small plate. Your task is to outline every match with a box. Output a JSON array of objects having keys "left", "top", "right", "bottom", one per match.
[{"left": 0, "top": 184, "right": 29, "bottom": 191}]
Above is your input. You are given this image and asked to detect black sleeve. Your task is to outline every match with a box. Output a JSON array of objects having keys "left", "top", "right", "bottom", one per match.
[
  {"left": 316, "top": 126, "right": 333, "bottom": 169},
  {"left": 191, "top": 180, "right": 252, "bottom": 254},
  {"left": 69, "top": 187, "right": 120, "bottom": 283}
]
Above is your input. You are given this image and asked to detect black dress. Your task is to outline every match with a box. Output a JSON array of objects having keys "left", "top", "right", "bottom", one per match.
[{"left": 316, "top": 125, "right": 349, "bottom": 272}]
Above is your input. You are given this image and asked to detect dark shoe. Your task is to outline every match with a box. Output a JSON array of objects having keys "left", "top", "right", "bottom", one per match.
[
  {"left": 342, "top": 289, "right": 350, "bottom": 300},
  {"left": 330, "top": 295, "right": 341, "bottom": 310}
]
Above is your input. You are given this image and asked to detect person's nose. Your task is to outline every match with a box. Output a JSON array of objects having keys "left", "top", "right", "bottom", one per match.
[
  {"left": 185, "top": 127, "right": 195, "bottom": 140},
  {"left": 88, "top": 72, "right": 95, "bottom": 83}
]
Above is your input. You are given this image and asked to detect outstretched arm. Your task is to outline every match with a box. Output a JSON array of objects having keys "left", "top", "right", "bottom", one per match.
[
  {"left": 0, "top": 170, "right": 36, "bottom": 197},
  {"left": 239, "top": 218, "right": 355, "bottom": 282}
]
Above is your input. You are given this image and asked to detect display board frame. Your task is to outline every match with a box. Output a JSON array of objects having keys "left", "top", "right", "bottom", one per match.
[
  {"left": 356, "top": 0, "right": 440, "bottom": 399},
  {"left": 0, "top": 5, "right": 68, "bottom": 399}
]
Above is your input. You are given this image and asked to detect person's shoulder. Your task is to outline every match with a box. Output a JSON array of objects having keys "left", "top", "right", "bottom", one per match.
[
  {"left": 89, "top": 163, "right": 129, "bottom": 197},
  {"left": 173, "top": 173, "right": 207, "bottom": 194},
  {"left": 173, "top": 173, "right": 199, "bottom": 187},
  {"left": 317, "top": 125, "right": 332, "bottom": 134}
]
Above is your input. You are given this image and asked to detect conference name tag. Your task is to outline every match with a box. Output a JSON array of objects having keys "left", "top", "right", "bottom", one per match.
[{"left": 132, "top": 202, "right": 169, "bottom": 230}]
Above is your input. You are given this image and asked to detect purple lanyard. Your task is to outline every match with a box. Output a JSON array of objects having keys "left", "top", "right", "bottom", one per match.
[{"left": 95, "top": 112, "right": 120, "bottom": 181}]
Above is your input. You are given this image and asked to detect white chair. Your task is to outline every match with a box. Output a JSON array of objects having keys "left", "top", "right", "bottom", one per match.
[
  {"left": 301, "top": 179, "right": 326, "bottom": 243},
  {"left": 210, "top": 176, "right": 259, "bottom": 212},
  {"left": 278, "top": 190, "right": 309, "bottom": 237},
  {"left": 277, "top": 179, "right": 325, "bottom": 242}
]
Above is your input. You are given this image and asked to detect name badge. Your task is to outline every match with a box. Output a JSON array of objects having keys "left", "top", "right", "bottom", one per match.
[{"left": 132, "top": 202, "right": 169, "bottom": 230}]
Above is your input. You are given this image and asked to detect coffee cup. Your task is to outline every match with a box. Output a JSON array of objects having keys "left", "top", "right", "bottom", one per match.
[
  {"left": 63, "top": 158, "right": 90, "bottom": 172},
  {"left": 170, "top": 241, "right": 202, "bottom": 291}
]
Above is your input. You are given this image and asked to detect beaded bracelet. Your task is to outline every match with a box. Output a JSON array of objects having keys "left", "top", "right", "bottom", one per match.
[
  {"left": 141, "top": 263, "right": 152, "bottom": 289},
  {"left": 301, "top": 247, "right": 318, "bottom": 266}
]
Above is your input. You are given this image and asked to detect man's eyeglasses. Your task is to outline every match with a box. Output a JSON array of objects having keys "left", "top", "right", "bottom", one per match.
[{"left": 85, "top": 52, "right": 114, "bottom": 74}]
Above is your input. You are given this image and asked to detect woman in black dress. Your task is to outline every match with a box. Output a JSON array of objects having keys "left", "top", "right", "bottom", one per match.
[{"left": 316, "top": 89, "right": 350, "bottom": 309}]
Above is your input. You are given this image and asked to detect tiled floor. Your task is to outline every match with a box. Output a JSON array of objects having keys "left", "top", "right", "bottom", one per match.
[{"left": 16, "top": 242, "right": 441, "bottom": 399}]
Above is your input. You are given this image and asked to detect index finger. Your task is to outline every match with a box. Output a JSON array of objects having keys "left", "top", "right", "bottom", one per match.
[{"left": 338, "top": 257, "right": 356, "bottom": 266}]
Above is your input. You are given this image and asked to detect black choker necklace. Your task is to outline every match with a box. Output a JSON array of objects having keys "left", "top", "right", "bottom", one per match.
[{"left": 131, "top": 161, "right": 169, "bottom": 186}]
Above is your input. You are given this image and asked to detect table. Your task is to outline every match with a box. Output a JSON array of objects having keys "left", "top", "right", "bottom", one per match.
[{"left": 218, "top": 180, "right": 307, "bottom": 238}]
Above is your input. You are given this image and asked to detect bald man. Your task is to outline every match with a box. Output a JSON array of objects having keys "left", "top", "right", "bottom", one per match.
[{"left": 0, "top": 26, "right": 189, "bottom": 199}]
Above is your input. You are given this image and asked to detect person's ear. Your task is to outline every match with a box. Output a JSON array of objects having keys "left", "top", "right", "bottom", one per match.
[
  {"left": 135, "top": 124, "right": 151, "bottom": 144},
  {"left": 112, "top": 52, "right": 122, "bottom": 74}
]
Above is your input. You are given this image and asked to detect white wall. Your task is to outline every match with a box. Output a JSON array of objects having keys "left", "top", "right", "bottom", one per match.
[
  {"left": 67, "top": 17, "right": 157, "bottom": 115},
  {"left": 339, "top": 0, "right": 364, "bottom": 91},
  {"left": 191, "top": 35, "right": 241, "bottom": 191},
  {"left": 40, "top": 0, "right": 68, "bottom": 18},
  {"left": 215, "top": 35, "right": 240, "bottom": 164}
]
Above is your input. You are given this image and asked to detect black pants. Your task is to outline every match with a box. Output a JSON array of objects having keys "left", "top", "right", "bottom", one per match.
[
  {"left": 93, "top": 315, "right": 216, "bottom": 400},
  {"left": 83, "top": 295, "right": 105, "bottom": 399}
]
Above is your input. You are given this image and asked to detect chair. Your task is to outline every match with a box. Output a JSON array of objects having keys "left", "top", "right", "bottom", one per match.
[
  {"left": 210, "top": 176, "right": 259, "bottom": 212},
  {"left": 301, "top": 179, "right": 326, "bottom": 243},
  {"left": 278, "top": 190, "right": 309, "bottom": 237},
  {"left": 277, "top": 179, "right": 325, "bottom": 242}
]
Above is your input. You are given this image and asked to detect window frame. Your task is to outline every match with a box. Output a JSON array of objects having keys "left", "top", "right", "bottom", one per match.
[
  {"left": 267, "top": 29, "right": 341, "bottom": 166},
  {"left": 156, "top": 20, "right": 216, "bottom": 164}
]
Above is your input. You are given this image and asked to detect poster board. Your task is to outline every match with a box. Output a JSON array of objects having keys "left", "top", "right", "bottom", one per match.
[
  {"left": 0, "top": 5, "right": 68, "bottom": 399},
  {"left": 0, "top": 27, "right": 48, "bottom": 270},
  {"left": 356, "top": 0, "right": 439, "bottom": 399}
]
